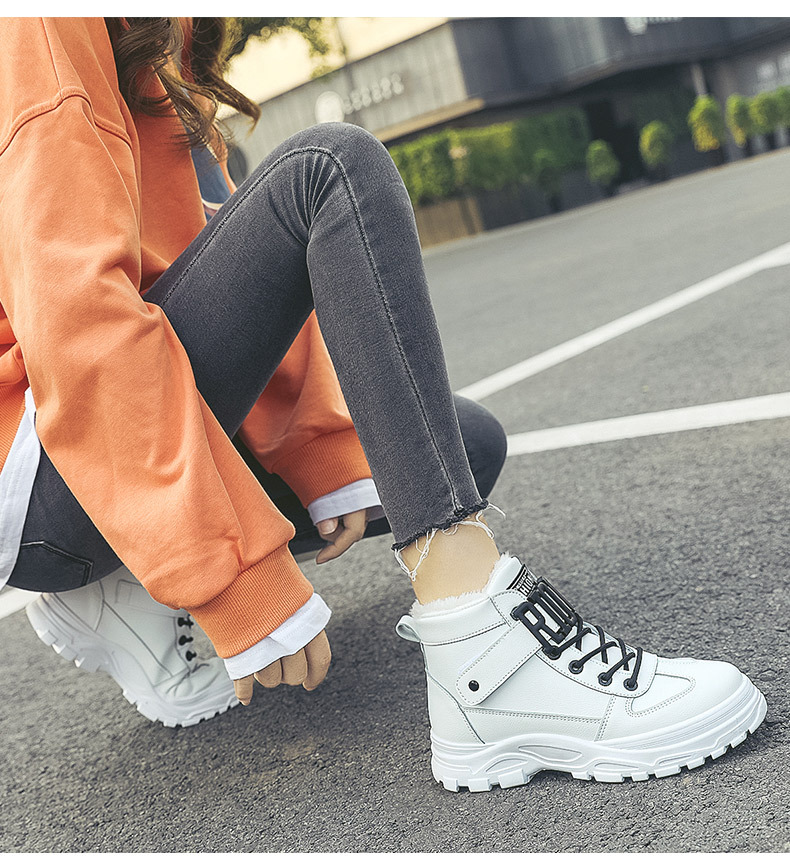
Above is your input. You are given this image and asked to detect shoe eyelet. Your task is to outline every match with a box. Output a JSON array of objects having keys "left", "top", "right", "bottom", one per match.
[
  {"left": 597, "top": 673, "right": 612, "bottom": 687},
  {"left": 543, "top": 647, "right": 561, "bottom": 661},
  {"left": 468, "top": 680, "right": 480, "bottom": 692},
  {"left": 568, "top": 660, "right": 583, "bottom": 674},
  {"left": 624, "top": 679, "right": 638, "bottom": 691}
]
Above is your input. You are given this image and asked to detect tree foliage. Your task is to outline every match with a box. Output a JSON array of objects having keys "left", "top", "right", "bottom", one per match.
[{"left": 227, "top": 17, "right": 330, "bottom": 59}]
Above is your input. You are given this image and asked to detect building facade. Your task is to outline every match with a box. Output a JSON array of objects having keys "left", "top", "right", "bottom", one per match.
[{"left": 225, "top": 17, "right": 790, "bottom": 185}]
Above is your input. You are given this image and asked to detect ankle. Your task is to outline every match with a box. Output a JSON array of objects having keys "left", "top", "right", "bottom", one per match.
[{"left": 395, "top": 506, "right": 504, "bottom": 604}]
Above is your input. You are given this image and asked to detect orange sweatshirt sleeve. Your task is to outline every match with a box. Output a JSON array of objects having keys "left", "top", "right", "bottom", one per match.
[
  {"left": 0, "top": 19, "right": 313, "bottom": 657},
  {"left": 239, "top": 313, "right": 374, "bottom": 507}
]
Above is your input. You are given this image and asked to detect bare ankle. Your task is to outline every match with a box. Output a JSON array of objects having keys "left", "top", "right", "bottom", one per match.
[{"left": 395, "top": 506, "right": 504, "bottom": 604}]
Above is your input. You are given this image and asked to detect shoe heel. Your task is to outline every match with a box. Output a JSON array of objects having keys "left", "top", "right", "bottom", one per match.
[
  {"left": 431, "top": 737, "right": 544, "bottom": 793},
  {"left": 27, "top": 599, "right": 107, "bottom": 674}
]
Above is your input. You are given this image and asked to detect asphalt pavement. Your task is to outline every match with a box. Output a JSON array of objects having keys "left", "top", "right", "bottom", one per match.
[{"left": 1, "top": 150, "right": 789, "bottom": 853}]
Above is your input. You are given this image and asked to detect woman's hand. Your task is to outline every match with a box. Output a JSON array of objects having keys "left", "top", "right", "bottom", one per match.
[
  {"left": 314, "top": 507, "right": 370, "bottom": 564},
  {"left": 234, "top": 630, "right": 331, "bottom": 706}
]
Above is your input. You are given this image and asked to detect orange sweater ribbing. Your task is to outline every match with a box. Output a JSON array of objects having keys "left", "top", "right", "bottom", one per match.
[{"left": 0, "top": 18, "right": 373, "bottom": 657}]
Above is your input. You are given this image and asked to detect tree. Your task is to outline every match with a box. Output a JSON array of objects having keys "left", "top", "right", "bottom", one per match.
[
  {"left": 688, "top": 95, "right": 726, "bottom": 165},
  {"left": 586, "top": 140, "right": 620, "bottom": 195},
  {"left": 639, "top": 121, "right": 675, "bottom": 180},
  {"left": 726, "top": 94, "right": 755, "bottom": 156},
  {"left": 227, "top": 18, "right": 330, "bottom": 59},
  {"left": 749, "top": 91, "right": 781, "bottom": 150}
]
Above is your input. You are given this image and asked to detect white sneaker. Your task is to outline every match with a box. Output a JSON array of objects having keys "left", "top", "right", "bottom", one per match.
[
  {"left": 26, "top": 565, "right": 238, "bottom": 727},
  {"left": 397, "top": 555, "right": 767, "bottom": 792}
]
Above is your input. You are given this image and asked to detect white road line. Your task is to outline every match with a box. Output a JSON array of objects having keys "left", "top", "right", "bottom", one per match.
[
  {"left": 0, "top": 587, "right": 38, "bottom": 621},
  {"left": 3, "top": 395, "right": 787, "bottom": 622},
  {"left": 459, "top": 241, "right": 790, "bottom": 401},
  {"left": 506, "top": 392, "right": 790, "bottom": 456}
]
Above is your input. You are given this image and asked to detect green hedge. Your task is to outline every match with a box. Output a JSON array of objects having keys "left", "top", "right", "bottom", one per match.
[
  {"left": 388, "top": 106, "right": 591, "bottom": 206},
  {"left": 449, "top": 124, "right": 518, "bottom": 192},
  {"left": 389, "top": 132, "right": 456, "bottom": 206}
]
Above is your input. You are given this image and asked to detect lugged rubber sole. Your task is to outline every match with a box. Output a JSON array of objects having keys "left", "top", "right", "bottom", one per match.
[
  {"left": 431, "top": 675, "right": 767, "bottom": 792},
  {"left": 26, "top": 596, "right": 239, "bottom": 727}
]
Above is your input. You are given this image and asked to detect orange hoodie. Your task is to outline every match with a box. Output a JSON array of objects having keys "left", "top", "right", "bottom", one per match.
[{"left": 0, "top": 17, "right": 373, "bottom": 657}]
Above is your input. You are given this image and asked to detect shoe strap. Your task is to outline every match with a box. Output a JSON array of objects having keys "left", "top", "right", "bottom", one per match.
[{"left": 455, "top": 621, "right": 541, "bottom": 706}]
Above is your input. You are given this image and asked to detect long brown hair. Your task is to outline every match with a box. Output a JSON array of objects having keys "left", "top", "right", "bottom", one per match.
[{"left": 105, "top": 17, "right": 260, "bottom": 151}]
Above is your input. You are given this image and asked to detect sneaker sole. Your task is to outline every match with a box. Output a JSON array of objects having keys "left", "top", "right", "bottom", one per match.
[
  {"left": 430, "top": 674, "right": 767, "bottom": 792},
  {"left": 26, "top": 595, "right": 239, "bottom": 728}
]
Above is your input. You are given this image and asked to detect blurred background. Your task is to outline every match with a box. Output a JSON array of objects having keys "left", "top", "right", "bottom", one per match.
[{"left": 220, "top": 16, "right": 790, "bottom": 247}]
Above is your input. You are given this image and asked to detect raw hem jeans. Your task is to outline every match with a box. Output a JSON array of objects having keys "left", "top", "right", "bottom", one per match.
[{"left": 8, "top": 122, "right": 505, "bottom": 593}]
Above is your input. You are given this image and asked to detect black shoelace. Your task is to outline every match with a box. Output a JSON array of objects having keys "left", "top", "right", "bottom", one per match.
[
  {"left": 510, "top": 575, "right": 643, "bottom": 690},
  {"left": 177, "top": 614, "right": 197, "bottom": 662}
]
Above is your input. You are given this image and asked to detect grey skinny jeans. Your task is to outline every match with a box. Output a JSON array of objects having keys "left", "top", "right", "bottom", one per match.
[{"left": 8, "top": 122, "right": 503, "bottom": 592}]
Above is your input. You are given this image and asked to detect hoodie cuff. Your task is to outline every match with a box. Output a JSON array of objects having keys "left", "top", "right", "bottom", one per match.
[
  {"left": 267, "top": 427, "right": 372, "bottom": 509},
  {"left": 186, "top": 544, "right": 313, "bottom": 658},
  {"left": 222, "top": 592, "right": 331, "bottom": 680}
]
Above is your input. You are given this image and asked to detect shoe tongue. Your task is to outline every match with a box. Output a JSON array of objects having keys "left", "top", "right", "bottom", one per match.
[
  {"left": 486, "top": 557, "right": 579, "bottom": 643},
  {"left": 486, "top": 555, "right": 536, "bottom": 596}
]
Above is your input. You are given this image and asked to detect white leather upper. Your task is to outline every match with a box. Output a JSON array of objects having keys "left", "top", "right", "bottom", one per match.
[{"left": 398, "top": 556, "right": 748, "bottom": 747}]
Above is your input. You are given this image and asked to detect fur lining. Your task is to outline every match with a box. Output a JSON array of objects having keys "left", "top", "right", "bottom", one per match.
[{"left": 409, "top": 553, "right": 512, "bottom": 617}]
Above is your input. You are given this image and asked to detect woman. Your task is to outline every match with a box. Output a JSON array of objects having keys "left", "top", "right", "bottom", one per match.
[{"left": 0, "top": 18, "right": 765, "bottom": 791}]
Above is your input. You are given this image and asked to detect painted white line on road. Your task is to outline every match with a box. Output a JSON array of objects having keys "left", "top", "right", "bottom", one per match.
[
  {"left": 0, "top": 587, "right": 38, "bottom": 621},
  {"left": 506, "top": 392, "right": 790, "bottom": 456},
  {"left": 2, "top": 394, "right": 786, "bottom": 621},
  {"left": 459, "top": 241, "right": 790, "bottom": 401}
]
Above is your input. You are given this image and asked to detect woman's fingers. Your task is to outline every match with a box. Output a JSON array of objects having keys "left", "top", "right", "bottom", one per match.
[
  {"left": 315, "top": 509, "right": 368, "bottom": 564},
  {"left": 234, "top": 674, "right": 255, "bottom": 706},
  {"left": 303, "top": 631, "right": 332, "bottom": 691},
  {"left": 233, "top": 630, "right": 332, "bottom": 703},
  {"left": 281, "top": 649, "right": 309, "bottom": 686},
  {"left": 316, "top": 517, "right": 339, "bottom": 538},
  {"left": 254, "top": 658, "right": 283, "bottom": 688}
]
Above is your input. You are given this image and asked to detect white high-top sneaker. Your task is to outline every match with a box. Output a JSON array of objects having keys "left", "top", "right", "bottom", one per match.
[
  {"left": 397, "top": 555, "right": 767, "bottom": 792},
  {"left": 26, "top": 565, "right": 238, "bottom": 727}
]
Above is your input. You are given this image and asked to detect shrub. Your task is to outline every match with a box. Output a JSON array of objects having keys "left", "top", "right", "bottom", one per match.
[
  {"left": 532, "top": 148, "right": 562, "bottom": 196},
  {"left": 586, "top": 140, "right": 620, "bottom": 188},
  {"left": 639, "top": 121, "right": 675, "bottom": 168},
  {"left": 725, "top": 94, "right": 755, "bottom": 148},
  {"left": 775, "top": 86, "right": 790, "bottom": 129},
  {"left": 688, "top": 95, "right": 726, "bottom": 153},
  {"left": 749, "top": 91, "right": 781, "bottom": 135}
]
